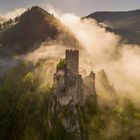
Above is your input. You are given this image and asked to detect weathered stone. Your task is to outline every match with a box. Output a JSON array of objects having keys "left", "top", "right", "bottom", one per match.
[{"left": 48, "top": 49, "right": 97, "bottom": 140}]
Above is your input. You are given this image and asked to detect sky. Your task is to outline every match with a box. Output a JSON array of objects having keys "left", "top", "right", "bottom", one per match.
[{"left": 0, "top": 0, "right": 140, "bottom": 16}]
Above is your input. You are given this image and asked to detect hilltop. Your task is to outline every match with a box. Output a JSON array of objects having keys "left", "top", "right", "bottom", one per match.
[
  {"left": 0, "top": 6, "right": 140, "bottom": 140},
  {"left": 0, "top": 6, "right": 63, "bottom": 56},
  {"left": 86, "top": 9, "right": 140, "bottom": 45},
  {"left": 0, "top": 7, "right": 140, "bottom": 58}
]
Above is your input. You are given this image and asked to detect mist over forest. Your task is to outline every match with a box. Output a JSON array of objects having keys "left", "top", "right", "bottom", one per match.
[{"left": 0, "top": 5, "right": 140, "bottom": 140}]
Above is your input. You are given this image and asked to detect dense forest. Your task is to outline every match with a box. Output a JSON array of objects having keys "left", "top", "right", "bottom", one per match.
[
  {"left": 0, "top": 60, "right": 140, "bottom": 140},
  {"left": 0, "top": 6, "right": 140, "bottom": 140}
]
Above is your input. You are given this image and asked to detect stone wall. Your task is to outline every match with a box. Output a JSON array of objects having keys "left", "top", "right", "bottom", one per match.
[{"left": 66, "top": 49, "right": 79, "bottom": 76}]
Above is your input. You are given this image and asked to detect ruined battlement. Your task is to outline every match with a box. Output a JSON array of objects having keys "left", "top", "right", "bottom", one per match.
[
  {"left": 66, "top": 49, "right": 79, "bottom": 76},
  {"left": 53, "top": 49, "right": 96, "bottom": 105},
  {"left": 66, "top": 49, "right": 79, "bottom": 54}
]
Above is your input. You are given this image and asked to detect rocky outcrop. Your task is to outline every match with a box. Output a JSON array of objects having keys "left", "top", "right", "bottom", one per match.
[
  {"left": 96, "top": 69, "right": 117, "bottom": 108},
  {"left": 48, "top": 49, "right": 97, "bottom": 140}
]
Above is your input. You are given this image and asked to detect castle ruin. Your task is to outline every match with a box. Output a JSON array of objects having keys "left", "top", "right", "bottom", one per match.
[
  {"left": 50, "top": 49, "right": 97, "bottom": 138},
  {"left": 66, "top": 49, "right": 79, "bottom": 76},
  {"left": 53, "top": 49, "right": 96, "bottom": 104}
]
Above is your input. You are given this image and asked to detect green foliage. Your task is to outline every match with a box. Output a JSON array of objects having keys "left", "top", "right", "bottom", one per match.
[
  {"left": 22, "top": 127, "right": 40, "bottom": 140},
  {"left": 0, "top": 60, "right": 140, "bottom": 140},
  {"left": 0, "top": 61, "right": 51, "bottom": 140},
  {"left": 57, "top": 58, "right": 65, "bottom": 68},
  {"left": 23, "top": 72, "right": 34, "bottom": 83}
]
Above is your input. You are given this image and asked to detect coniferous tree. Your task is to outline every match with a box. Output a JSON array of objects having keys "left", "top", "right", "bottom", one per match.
[
  {"left": 9, "top": 18, "right": 13, "bottom": 26},
  {"left": 2, "top": 22, "right": 6, "bottom": 29},
  {"left": 0, "top": 24, "right": 2, "bottom": 30},
  {"left": 15, "top": 16, "right": 20, "bottom": 24}
]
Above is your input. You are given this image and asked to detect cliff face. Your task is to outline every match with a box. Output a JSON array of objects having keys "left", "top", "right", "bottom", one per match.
[{"left": 48, "top": 49, "right": 97, "bottom": 140}]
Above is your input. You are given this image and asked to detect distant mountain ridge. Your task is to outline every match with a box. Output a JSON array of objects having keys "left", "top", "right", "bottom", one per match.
[
  {"left": 0, "top": 7, "right": 139, "bottom": 58},
  {"left": 87, "top": 9, "right": 140, "bottom": 21},
  {"left": 86, "top": 9, "right": 140, "bottom": 45}
]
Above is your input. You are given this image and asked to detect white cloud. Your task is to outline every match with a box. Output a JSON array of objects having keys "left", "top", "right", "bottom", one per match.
[{"left": 0, "top": 8, "right": 26, "bottom": 23}]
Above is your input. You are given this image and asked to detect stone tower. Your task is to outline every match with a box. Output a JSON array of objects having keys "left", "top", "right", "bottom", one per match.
[
  {"left": 50, "top": 49, "right": 97, "bottom": 139},
  {"left": 66, "top": 49, "right": 79, "bottom": 76},
  {"left": 53, "top": 49, "right": 96, "bottom": 100}
]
